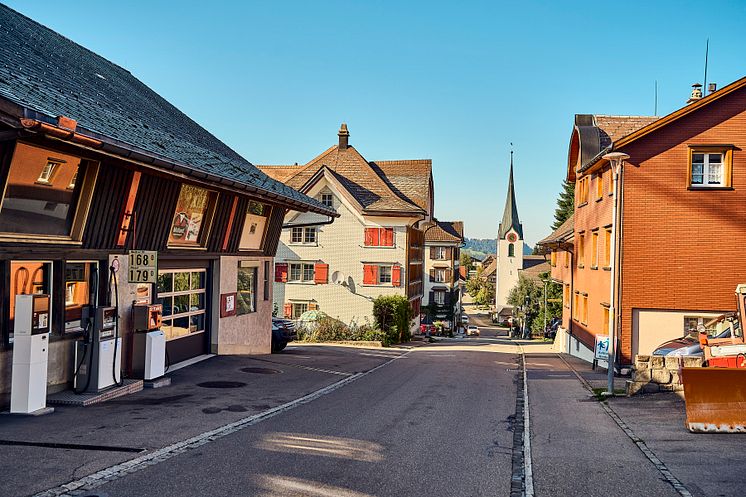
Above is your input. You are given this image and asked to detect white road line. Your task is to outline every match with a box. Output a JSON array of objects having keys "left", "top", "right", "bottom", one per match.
[
  {"left": 519, "top": 345, "right": 535, "bottom": 497},
  {"left": 34, "top": 350, "right": 412, "bottom": 497}
]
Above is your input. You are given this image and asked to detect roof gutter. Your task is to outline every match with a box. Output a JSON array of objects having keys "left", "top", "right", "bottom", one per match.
[{"left": 14, "top": 112, "right": 337, "bottom": 218}]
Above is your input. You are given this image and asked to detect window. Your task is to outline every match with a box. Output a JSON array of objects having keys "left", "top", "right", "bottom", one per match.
[
  {"left": 156, "top": 269, "right": 207, "bottom": 341},
  {"left": 684, "top": 316, "right": 721, "bottom": 337},
  {"left": 237, "top": 263, "right": 257, "bottom": 315},
  {"left": 596, "top": 172, "right": 604, "bottom": 200},
  {"left": 434, "top": 291, "right": 446, "bottom": 305},
  {"left": 577, "top": 234, "right": 585, "bottom": 267},
  {"left": 582, "top": 295, "right": 588, "bottom": 324},
  {"left": 64, "top": 261, "right": 96, "bottom": 332},
  {"left": 288, "top": 263, "right": 314, "bottom": 283},
  {"left": 563, "top": 284, "right": 570, "bottom": 308},
  {"left": 263, "top": 260, "right": 270, "bottom": 301},
  {"left": 168, "top": 184, "right": 216, "bottom": 247},
  {"left": 603, "top": 306, "right": 610, "bottom": 335},
  {"left": 689, "top": 147, "right": 732, "bottom": 188},
  {"left": 434, "top": 268, "right": 446, "bottom": 282},
  {"left": 320, "top": 193, "right": 333, "bottom": 207},
  {"left": 508, "top": 243, "right": 515, "bottom": 257},
  {"left": 364, "top": 227, "right": 395, "bottom": 247},
  {"left": 379, "top": 265, "right": 392, "bottom": 284},
  {"left": 239, "top": 201, "right": 270, "bottom": 250},
  {"left": 591, "top": 231, "right": 599, "bottom": 269},
  {"left": 292, "top": 302, "right": 308, "bottom": 319},
  {"left": 573, "top": 292, "right": 579, "bottom": 320},
  {"left": 290, "top": 227, "right": 317, "bottom": 245},
  {"left": 564, "top": 251, "right": 569, "bottom": 268},
  {"left": 0, "top": 144, "right": 98, "bottom": 239},
  {"left": 604, "top": 228, "right": 612, "bottom": 268},
  {"left": 550, "top": 251, "right": 557, "bottom": 267},
  {"left": 578, "top": 176, "right": 589, "bottom": 205},
  {"left": 9, "top": 261, "right": 52, "bottom": 343}
]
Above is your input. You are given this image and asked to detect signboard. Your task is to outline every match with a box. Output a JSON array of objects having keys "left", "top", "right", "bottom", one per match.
[
  {"left": 220, "top": 292, "right": 237, "bottom": 318},
  {"left": 594, "top": 334, "right": 610, "bottom": 361},
  {"left": 128, "top": 250, "right": 158, "bottom": 284}
]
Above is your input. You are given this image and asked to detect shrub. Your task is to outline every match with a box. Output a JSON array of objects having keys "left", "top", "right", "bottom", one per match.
[
  {"left": 296, "top": 317, "right": 389, "bottom": 344},
  {"left": 372, "top": 295, "right": 413, "bottom": 344}
]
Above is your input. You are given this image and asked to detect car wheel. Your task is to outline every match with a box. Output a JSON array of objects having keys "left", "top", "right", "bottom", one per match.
[{"left": 277, "top": 341, "right": 287, "bottom": 351}]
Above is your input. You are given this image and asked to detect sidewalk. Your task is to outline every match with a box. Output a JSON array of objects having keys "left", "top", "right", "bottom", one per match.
[
  {"left": 544, "top": 352, "right": 746, "bottom": 497},
  {"left": 0, "top": 344, "right": 406, "bottom": 497}
]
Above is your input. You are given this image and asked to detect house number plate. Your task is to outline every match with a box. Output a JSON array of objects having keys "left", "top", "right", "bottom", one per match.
[{"left": 128, "top": 250, "right": 158, "bottom": 283}]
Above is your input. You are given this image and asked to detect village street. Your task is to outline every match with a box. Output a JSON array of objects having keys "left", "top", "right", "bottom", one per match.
[{"left": 5, "top": 306, "right": 739, "bottom": 497}]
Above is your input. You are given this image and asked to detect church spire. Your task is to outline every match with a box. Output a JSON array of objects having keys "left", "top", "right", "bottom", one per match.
[{"left": 498, "top": 150, "right": 523, "bottom": 239}]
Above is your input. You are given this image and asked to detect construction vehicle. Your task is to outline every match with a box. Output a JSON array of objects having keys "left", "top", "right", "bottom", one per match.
[{"left": 681, "top": 284, "right": 746, "bottom": 432}]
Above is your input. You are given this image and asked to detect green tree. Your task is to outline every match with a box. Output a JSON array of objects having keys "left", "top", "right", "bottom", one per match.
[
  {"left": 507, "top": 272, "right": 563, "bottom": 337},
  {"left": 460, "top": 252, "right": 474, "bottom": 272},
  {"left": 552, "top": 180, "right": 575, "bottom": 230},
  {"left": 530, "top": 272, "right": 563, "bottom": 336},
  {"left": 372, "top": 295, "right": 414, "bottom": 344}
]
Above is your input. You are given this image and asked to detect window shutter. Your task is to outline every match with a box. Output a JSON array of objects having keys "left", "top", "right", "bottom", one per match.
[
  {"left": 363, "top": 264, "right": 377, "bottom": 285},
  {"left": 391, "top": 265, "right": 402, "bottom": 287},
  {"left": 365, "top": 227, "right": 380, "bottom": 246},
  {"left": 445, "top": 247, "right": 452, "bottom": 259},
  {"left": 445, "top": 269, "right": 452, "bottom": 283},
  {"left": 283, "top": 303, "right": 292, "bottom": 318},
  {"left": 444, "top": 291, "right": 452, "bottom": 306},
  {"left": 275, "top": 263, "right": 288, "bottom": 282},
  {"left": 308, "top": 302, "right": 318, "bottom": 311},
  {"left": 429, "top": 291, "right": 435, "bottom": 304},
  {"left": 314, "top": 263, "right": 329, "bottom": 284},
  {"left": 382, "top": 228, "right": 394, "bottom": 247},
  {"left": 429, "top": 269, "right": 435, "bottom": 282},
  {"left": 430, "top": 247, "right": 437, "bottom": 259}
]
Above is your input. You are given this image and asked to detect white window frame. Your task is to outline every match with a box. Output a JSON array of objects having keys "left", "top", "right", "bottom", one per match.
[
  {"left": 288, "top": 263, "right": 315, "bottom": 283},
  {"left": 434, "top": 290, "right": 446, "bottom": 305},
  {"left": 378, "top": 265, "right": 392, "bottom": 284},
  {"left": 292, "top": 302, "right": 308, "bottom": 319},
  {"left": 435, "top": 268, "right": 446, "bottom": 283},
  {"left": 691, "top": 152, "right": 724, "bottom": 187},
  {"left": 290, "top": 227, "right": 317, "bottom": 245},
  {"left": 37, "top": 161, "right": 59, "bottom": 184},
  {"left": 320, "top": 193, "right": 333, "bottom": 207},
  {"left": 435, "top": 247, "right": 447, "bottom": 260}
]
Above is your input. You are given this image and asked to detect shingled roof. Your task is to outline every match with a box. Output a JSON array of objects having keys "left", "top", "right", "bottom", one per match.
[
  {"left": 424, "top": 220, "right": 464, "bottom": 243},
  {"left": 595, "top": 115, "right": 660, "bottom": 149},
  {"left": 0, "top": 4, "right": 333, "bottom": 216},
  {"left": 258, "top": 125, "right": 432, "bottom": 216}
]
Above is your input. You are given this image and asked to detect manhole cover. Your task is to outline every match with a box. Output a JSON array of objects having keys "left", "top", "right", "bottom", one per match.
[
  {"left": 196, "top": 381, "right": 247, "bottom": 389},
  {"left": 241, "top": 367, "right": 282, "bottom": 374}
]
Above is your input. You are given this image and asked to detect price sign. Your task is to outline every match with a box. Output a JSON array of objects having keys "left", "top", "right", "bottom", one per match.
[{"left": 128, "top": 250, "right": 158, "bottom": 284}]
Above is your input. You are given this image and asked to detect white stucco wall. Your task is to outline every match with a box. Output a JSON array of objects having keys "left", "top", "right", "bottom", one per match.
[
  {"left": 632, "top": 308, "right": 725, "bottom": 356},
  {"left": 496, "top": 229, "right": 523, "bottom": 306},
  {"left": 274, "top": 182, "right": 414, "bottom": 326}
]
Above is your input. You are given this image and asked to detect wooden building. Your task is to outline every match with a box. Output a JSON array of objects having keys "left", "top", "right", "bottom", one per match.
[{"left": 0, "top": 5, "right": 335, "bottom": 401}]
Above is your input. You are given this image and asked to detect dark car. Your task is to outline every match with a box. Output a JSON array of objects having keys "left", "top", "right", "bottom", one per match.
[{"left": 272, "top": 317, "right": 297, "bottom": 353}]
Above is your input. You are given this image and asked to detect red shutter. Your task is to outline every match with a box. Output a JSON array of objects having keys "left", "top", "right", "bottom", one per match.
[
  {"left": 392, "top": 265, "right": 401, "bottom": 287},
  {"left": 314, "top": 263, "right": 329, "bottom": 284},
  {"left": 275, "top": 263, "right": 288, "bottom": 282},
  {"left": 364, "top": 227, "right": 379, "bottom": 246},
  {"left": 283, "top": 303, "right": 292, "bottom": 318},
  {"left": 308, "top": 302, "right": 318, "bottom": 310},
  {"left": 363, "top": 264, "right": 377, "bottom": 285},
  {"left": 382, "top": 228, "right": 394, "bottom": 247}
]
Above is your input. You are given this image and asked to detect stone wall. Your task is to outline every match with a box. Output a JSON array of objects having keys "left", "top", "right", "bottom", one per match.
[{"left": 626, "top": 354, "right": 703, "bottom": 396}]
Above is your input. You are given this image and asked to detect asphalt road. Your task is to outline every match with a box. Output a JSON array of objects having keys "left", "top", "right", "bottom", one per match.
[{"left": 85, "top": 341, "right": 520, "bottom": 497}]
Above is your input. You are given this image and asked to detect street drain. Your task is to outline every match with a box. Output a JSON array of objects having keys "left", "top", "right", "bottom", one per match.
[
  {"left": 241, "top": 367, "right": 282, "bottom": 374},
  {"left": 196, "top": 381, "right": 247, "bottom": 389}
]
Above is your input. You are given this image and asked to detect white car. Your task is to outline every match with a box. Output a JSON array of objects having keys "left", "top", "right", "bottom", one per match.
[{"left": 466, "top": 325, "right": 480, "bottom": 336}]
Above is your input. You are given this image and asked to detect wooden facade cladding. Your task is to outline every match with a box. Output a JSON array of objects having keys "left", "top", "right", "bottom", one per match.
[
  {"left": 262, "top": 206, "right": 287, "bottom": 257},
  {"left": 129, "top": 173, "right": 181, "bottom": 251},
  {"left": 207, "top": 194, "right": 242, "bottom": 253},
  {"left": 82, "top": 162, "right": 132, "bottom": 249}
]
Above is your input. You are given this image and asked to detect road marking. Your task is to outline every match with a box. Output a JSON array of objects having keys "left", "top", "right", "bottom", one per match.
[
  {"left": 519, "top": 345, "right": 535, "bottom": 497},
  {"left": 557, "top": 354, "right": 693, "bottom": 497},
  {"left": 34, "top": 350, "right": 412, "bottom": 497}
]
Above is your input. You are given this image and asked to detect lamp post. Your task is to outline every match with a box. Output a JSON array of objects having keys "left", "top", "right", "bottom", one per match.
[
  {"left": 542, "top": 278, "right": 549, "bottom": 337},
  {"left": 602, "top": 151, "right": 630, "bottom": 396}
]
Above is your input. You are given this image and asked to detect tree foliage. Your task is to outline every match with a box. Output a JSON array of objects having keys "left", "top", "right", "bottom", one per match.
[
  {"left": 552, "top": 180, "right": 575, "bottom": 230},
  {"left": 460, "top": 252, "right": 474, "bottom": 272},
  {"left": 507, "top": 271, "right": 562, "bottom": 336},
  {"left": 466, "top": 268, "right": 495, "bottom": 307},
  {"left": 372, "top": 295, "right": 414, "bottom": 343}
]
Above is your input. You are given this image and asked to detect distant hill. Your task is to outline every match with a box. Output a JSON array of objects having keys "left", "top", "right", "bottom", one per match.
[{"left": 462, "top": 238, "right": 533, "bottom": 258}]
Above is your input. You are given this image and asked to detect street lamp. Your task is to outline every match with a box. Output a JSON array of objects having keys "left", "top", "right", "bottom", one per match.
[
  {"left": 602, "top": 151, "right": 630, "bottom": 397},
  {"left": 541, "top": 278, "right": 549, "bottom": 338}
]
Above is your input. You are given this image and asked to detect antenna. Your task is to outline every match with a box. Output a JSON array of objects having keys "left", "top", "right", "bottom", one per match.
[
  {"left": 654, "top": 80, "right": 658, "bottom": 116},
  {"left": 703, "top": 38, "right": 709, "bottom": 95}
]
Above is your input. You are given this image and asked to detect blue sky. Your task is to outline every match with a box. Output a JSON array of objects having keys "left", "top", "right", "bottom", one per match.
[{"left": 5, "top": 0, "right": 746, "bottom": 244}]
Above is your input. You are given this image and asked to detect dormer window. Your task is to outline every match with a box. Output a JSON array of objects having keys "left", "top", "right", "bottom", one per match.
[
  {"left": 37, "top": 160, "right": 61, "bottom": 184},
  {"left": 320, "top": 193, "right": 333, "bottom": 207}
]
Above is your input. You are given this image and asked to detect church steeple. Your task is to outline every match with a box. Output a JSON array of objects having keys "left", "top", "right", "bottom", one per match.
[{"left": 498, "top": 151, "right": 523, "bottom": 239}]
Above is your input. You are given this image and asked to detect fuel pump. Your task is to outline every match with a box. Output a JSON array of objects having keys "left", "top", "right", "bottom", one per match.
[
  {"left": 132, "top": 304, "right": 166, "bottom": 380},
  {"left": 73, "top": 262, "right": 123, "bottom": 394},
  {"left": 10, "top": 294, "right": 52, "bottom": 414}
]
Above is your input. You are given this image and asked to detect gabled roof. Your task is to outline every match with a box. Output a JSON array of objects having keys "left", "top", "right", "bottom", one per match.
[
  {"left": 498, "top": 152, "right": 522, "bottom": 239},
  {"left": 595, "top": 115, "right": 661, "bottom": 149},
  {"left": 424, "top": 220, "right": 464, "bottom": 243},
  {"left": 519, "top": 260, "right": 551, "bottom": 282},
  {"left": 258, "top": 125, "right": 431, "bottom": 216},
  {"left": 481, "top": 259, "right": 497, "bottom": 278},
  {"left": 0, "top": 4, "right": 333, "bottom": 216}
]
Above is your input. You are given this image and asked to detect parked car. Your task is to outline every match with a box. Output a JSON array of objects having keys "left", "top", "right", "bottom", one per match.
[
  {"left": 466, "top": 325, "right": 480, "bottom": 336},
  {"left": 461, "top": 315, "right": 469, "bottom": 324},
  {"left": 652, "top": 327, "right": 732, "bottom": 357},
  {"left": 272, "top": 317, "right": 297, "bottom": 353}
]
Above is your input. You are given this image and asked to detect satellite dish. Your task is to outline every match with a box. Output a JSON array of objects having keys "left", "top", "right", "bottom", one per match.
[{"left": 331, "top": 271, "right": 346, "bottom": 285}]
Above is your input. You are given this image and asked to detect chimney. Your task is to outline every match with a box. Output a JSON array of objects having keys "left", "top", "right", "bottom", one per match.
[
  {"left": 687, "top": 83, "right": 703, "bottom": 104},
  {"left": 338, "top": 123, "right": 349, "bottom": 149},
  {"left": 708, "top": 82, "right": 717, "bottom": 95}
]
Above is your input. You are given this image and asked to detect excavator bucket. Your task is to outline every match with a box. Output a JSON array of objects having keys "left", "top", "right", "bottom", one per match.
[{"left": 682, "top": 367, "right": 746, "bottom": 433}]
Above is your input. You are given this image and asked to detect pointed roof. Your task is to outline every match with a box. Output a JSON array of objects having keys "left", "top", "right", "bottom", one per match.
[
  {"left": 258, "top": 125, "right": 431, "bottom": 216},
  {"left": 498, "top": 152, "right": 523, "bottom": 239}
]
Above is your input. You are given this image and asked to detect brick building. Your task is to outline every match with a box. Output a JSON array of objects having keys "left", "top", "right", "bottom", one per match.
[{"left": 540, "top": 77, "right": 746, "bottom": 366}]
